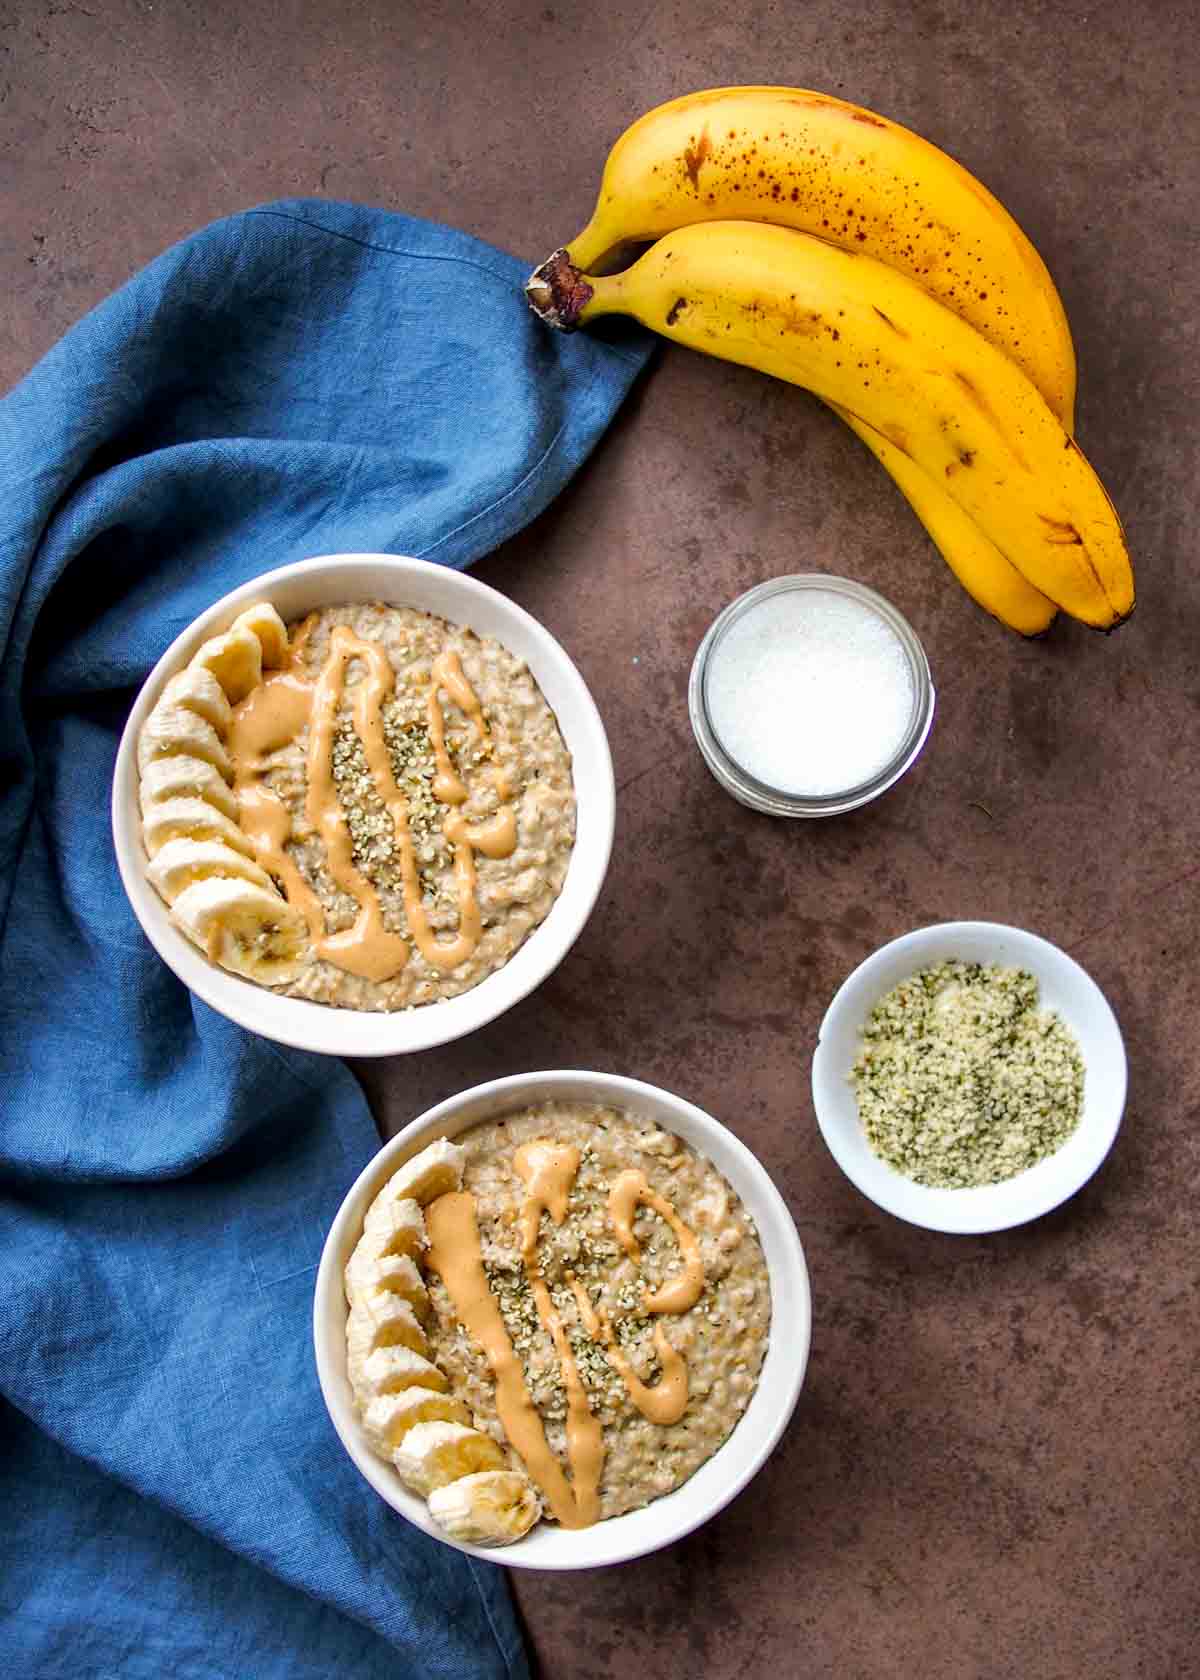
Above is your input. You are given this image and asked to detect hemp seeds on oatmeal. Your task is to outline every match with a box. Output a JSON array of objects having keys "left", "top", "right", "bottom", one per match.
[
  {"left": 138, "top": 598, "right": 576, "bottom": 1010},
  {"left": 343, "top": 1108, "right": 773, "bottom": 1543}
]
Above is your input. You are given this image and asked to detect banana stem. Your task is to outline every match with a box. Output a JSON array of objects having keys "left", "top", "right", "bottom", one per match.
[
  {"left": 560, "top": 217, "right": 615, "bottom": 276},
  {"left": 525, "top": 250, "right": 595, "bottom": 331}
]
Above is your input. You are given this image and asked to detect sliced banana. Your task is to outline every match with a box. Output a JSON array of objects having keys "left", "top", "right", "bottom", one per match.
[
  {"left": 378, "top": 1139, "right": 466, "bottom": 1208},
  {"left": 347, "top": 1287, "right": 429, "bottom": 1358},
  {"left": 344, "top": 1248, "right": 430, "bottom": 1319},
  {"left": 427, "top": 1471, "right": 542, "bottom": 1547},
  {"left": 142, "top": 798, "right": 258, "bottom": 861},
  {"left": 345, "top": 1210, "right": 430, "bottom": 1299},
  {"left": 189, "top": 624, "right": 263, "bottom": 705},
  {"left": 147, "top": 838, "right": 274, "bottom": 904},
  {"left": 137, "top": 707, "right": 233, "bottom": 781},
  {"left": 231, "top": 601, "right": 288, "bottom": 667},
  {"left": 158, "top": 667, "right": 233, "bottom": 734},
  {"left": 139, "top": 754, "right": 241, "bottom": 822},
  {"left": 392, "top": 1421, "right": 506, "bottom": 1499},
  {"left": 348, "top": 1292, "right": 427, "bottom": 1367},
  {"left": 362, "top": 1388, "right": 471, "bottom": 1458},
  {"left": 348, "top": 1295, "right": 432, "bottom": 1393},
  {"left": 357, "top": 1345, "right": 450, "bottom": 1402},
  {"left": 170, "top": 877, "right": 310, "bottom": 985},
  {"left": 362, "top": 1192, "right": 428, "bottom": 1260}
]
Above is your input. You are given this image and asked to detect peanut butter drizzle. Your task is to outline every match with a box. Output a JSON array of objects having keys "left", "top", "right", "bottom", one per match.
[
  {"left": 425, "top": 660, "right": 469, "bottom": 805},
  {"left": 334, "top": 630, "right": 486, "bottom": 974},
  {"left": 429, "top": 649, "right": 514, "bottom": 805},
  {"left": 306, "top": 628, "right": 411, "bottom": 982},
  {"left": 608, "top": 1169, "right": 706, "bottom": 1315},
  {"left": 226, "top": 615, "right": 520, "bottom": 984},
  {"left": 514, "top": 1139, "right": 579, "bottom": 1250},
  {"left": 443, "top": 805, "right": 518, "bottom": 858},
  {"left": 566, "top": 1278, "right": 689, "bottom": 1427},
  {"left": 229, "top": 666, "right": 332, "bottom": 941},
  {"left": 555, "top": 1166, "right": 706, "bottom": 1428},
  {"left": 514, "top": 1142, "right": 701, "bottom": 1448},
  {"left": 514, "top": 1142, "right": 604, "bottom": 1528},
  {"left": 425, "top": 1190, "right": 595, "bottom": 1530}
]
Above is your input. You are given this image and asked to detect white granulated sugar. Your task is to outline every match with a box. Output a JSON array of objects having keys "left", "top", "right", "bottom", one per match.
[{"left": 704, "top": 589, "right": 915, "bottom": 797}]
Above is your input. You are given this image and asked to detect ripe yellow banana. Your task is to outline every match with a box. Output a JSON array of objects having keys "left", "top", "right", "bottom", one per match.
[
  {"left": 530, "top": 85, "right": 1073, "bottom": 633},
  {"left": 529, "top": 222, "right": 1132, "bottom": 629},
  {"left": 841, "top": 412, "right": 1058, "bottom": 635},
  {"left": 542, "top": 85, "right": 1075, "bottom": 417}
]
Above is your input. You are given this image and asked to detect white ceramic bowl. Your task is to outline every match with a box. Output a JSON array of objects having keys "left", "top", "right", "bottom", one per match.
[
  {"left": 313, "top": 1070, "right": 811, "bottom": 1569},
  {"left": 112, "top": 554, "right": 614, "bottom": 1057},
  {"left": 812, "top": 921, "right": 1127, "bottom": 1235}
]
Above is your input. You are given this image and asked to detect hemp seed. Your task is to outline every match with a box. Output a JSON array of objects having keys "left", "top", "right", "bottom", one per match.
[{"left": 850, "top": 959, "right": 1084, "bottom": 1188}]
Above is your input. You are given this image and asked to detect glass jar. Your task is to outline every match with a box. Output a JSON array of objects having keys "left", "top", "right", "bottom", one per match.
[{"left": 688, "top": 574, "right": 936, "bottom": 818}]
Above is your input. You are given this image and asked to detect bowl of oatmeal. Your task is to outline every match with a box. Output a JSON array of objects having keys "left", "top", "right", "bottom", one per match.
[
  {"left": 812, "top": 921, "right": 1127, "bottom": 1234},
  {"left": 112, "top": 554, "right": 613, "bottom": 1056},
  {"left": 313, "top": 1070, "right": 811, "bottom": 1568}
]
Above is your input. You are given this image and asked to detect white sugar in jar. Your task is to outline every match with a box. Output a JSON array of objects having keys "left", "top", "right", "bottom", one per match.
[{"left": 688, "top": 576, "right": 935, "bottom": 817}]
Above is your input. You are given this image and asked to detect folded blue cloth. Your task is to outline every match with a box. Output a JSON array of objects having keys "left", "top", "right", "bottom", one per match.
[{"left": 0, "top": 200, "right": 651, "bottom": 1677}]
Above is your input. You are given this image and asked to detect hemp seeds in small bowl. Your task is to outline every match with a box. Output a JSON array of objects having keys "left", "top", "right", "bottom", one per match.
[{"left": 811, "top": 922, "right": 1127, "bottom": 1234}]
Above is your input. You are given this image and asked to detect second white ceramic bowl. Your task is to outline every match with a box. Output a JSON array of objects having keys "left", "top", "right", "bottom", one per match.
[
  {"left": 812, "top": 921, "right": 1127, "bottom": 1234},
  {"left": 111, "top": 554, "right": 614, "bottom": 1057},
  {"left": 313, "top": 1070, "right": 811, "bottom": 1569}
]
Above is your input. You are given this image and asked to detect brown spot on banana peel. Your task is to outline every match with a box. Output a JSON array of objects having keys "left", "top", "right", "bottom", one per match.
[
  {"left": 683, "top": 127, "right": 713, "bottom": 190},
  {"left": 872, "top": 306, "right": 910, "bottom": 339},
  {"left": 665, "top": 296, "right": 689, "bottom": 326},
  {"left": 1037, "top": 514, "right": 1084, "bottom": 546},
  {"left": 1082, "top": 595, "right": 1136, "bottom": 634},
  {"left": 785, "top": 93, "right": 880, "bottom": 124},
  {"left": 524, "top": 250, "right": 594, "bottom": 331},
  {"left": 745, "top": 293, "right": 825, "bottom": 337},
  {"left": 953, "top": 370, "right": 1030, "bottom": 471},
  {"left": 944, "top": 448, "right": 976, "bottom": 477},
  {"left": 879, "top": 424, "right": 911, "bottom": 453},
  {"left": 1033, "top": 514, "right": 1135, "bottom": 630}
]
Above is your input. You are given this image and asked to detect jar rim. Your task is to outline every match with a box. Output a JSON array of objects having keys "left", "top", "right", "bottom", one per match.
[{"left": 687, "top": 574, "right": 936, "bottom": 818}]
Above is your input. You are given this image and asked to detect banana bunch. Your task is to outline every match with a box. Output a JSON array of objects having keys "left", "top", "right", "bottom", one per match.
[
  {"left": 138, "top": 601, "right": 311, "bottom": 983},
  {"left": 526, "top": 86, "right": 1134, "bottom": 634},
  {"left": 345, "top": 1140, "right": 542, "bottom": 1546}
]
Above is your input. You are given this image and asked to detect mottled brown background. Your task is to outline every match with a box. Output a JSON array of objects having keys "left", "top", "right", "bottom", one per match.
[{"left": 4, "top": 0, "right": 1198, "bottom": 1674}]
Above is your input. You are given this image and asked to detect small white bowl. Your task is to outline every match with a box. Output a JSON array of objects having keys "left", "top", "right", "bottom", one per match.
[
  {"left": 112, "top": 554, "right": 614, "bottom": 1057},
  {"left": 812, "top": 922, "right": 1127, "bottom": 1235},
  {"left": 313, "top": 1070, "right": 811, "bottom": 1570}
]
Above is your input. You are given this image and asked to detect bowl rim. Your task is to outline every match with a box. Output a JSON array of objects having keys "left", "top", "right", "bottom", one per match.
[
  {"left": 312, "top": 1069, "right": 812, "bottom": 1570},
  {"left": 811, "top": 919, "right": 1128, "bottom": 1234},
  {"left": 111, "top": 553, "right": 614, "bottom": 1058}
]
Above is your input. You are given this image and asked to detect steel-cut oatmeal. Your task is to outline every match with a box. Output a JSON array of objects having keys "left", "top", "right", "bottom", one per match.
[
  {"left": 137, "top": 597, "right": 576, "bottom": 1009},
  {"left": 343, "top": 1107, "right": 772, "bottom": 1543}
]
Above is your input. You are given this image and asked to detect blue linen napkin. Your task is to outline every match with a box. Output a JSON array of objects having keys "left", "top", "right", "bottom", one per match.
[{"left": 0, "top": 199, "right": 651, "bottom": 1677}]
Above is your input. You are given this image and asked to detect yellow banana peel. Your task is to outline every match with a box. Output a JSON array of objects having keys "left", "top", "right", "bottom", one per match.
[
  {"left": 553, "top": 85, "right": 1075, "bottom": 419},
  {"left": 834, "top": 407, "right": 1059, "bottom": 636},
  {"left": 530, "top": 223, "right": 1132, "bottom": 630},
  {"left": 529, "top": 86, "right": 1089, "bottom": 633}
]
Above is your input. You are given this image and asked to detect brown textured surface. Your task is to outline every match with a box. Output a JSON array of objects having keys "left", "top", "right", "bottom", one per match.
[{"left": 5, "top": 1, "right": 1198, "bottom": 1675}]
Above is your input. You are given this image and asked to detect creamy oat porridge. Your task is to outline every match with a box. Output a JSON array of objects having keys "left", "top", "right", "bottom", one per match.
[
  {"left": 342, "top": 1108, "right": 772, "bottom": 1545},
  {"left": 136, "top": 598, "right": 575, "bottom": 1009}
]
